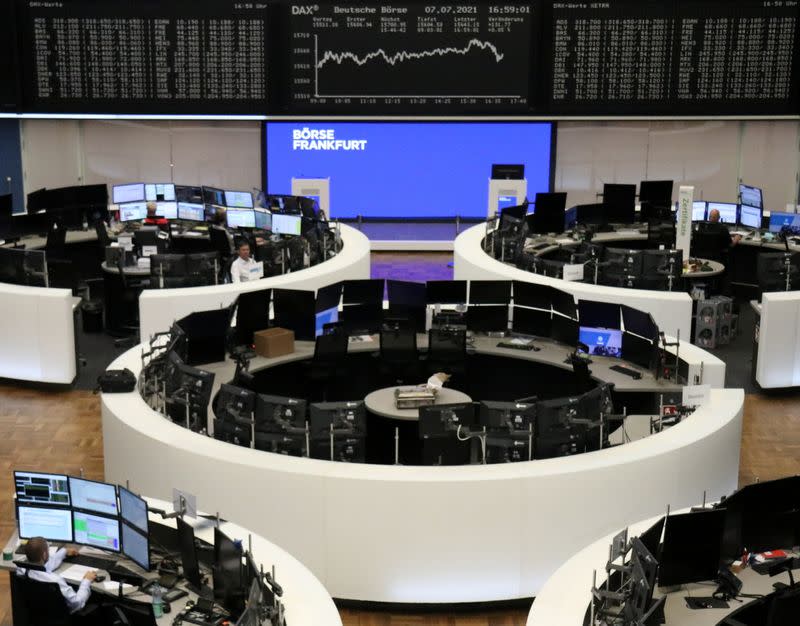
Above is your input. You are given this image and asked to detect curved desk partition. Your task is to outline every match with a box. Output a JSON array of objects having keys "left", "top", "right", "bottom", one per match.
[
  {"left": 139, "top": 224, "right": 371, "bottom": 339},
  {"left": 103, "top": 339, "right": 742, "bottom": 604},
  {"left": 454, "top": 224, "right": 694, "bottom": 342}
]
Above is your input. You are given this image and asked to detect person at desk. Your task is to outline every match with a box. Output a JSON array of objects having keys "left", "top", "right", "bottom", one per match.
[
  {"left": 708, "top": 208, "right": 742, "bottom": 246},
  {"left": 143, "top": 202, "right": 169, "bottom": 231},
  {"left": 230, "top": 241, "right": 260, "bottom": 283},
  {"left": 16, "top": 536, "right": 97, "bottom": 613}
]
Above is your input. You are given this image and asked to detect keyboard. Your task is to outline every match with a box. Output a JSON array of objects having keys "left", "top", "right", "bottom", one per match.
[
  {"left": 497, "top": 341, "right": 538, "bottom": 351},
  {"left": 610, "top": 364, "right": 643, "bottom": 380},
  {"left": 67, "top": 555, "right": 118, "bottom": 569}
]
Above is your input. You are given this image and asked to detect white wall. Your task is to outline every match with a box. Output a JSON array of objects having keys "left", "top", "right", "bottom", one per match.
[{"left": 19, "top": 118, "right": 800, "bottom": 211}]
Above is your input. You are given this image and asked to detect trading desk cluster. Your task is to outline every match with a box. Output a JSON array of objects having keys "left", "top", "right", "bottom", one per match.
[
  {"left": 588, "top": 475, "right": 800, "bottom": 626},
  {"left": 6, "top": 470, "right": 285, "bottom": 626},
  {"left": 133, "top": 278, "right": 683, "bottom": 466}
]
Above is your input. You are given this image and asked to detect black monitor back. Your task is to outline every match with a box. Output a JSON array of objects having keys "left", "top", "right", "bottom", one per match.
[
  {"left": 316, "top": 282, "right": 342, "bottom": 312},
  {"left": 532, "top": 192, "right": 567, "bottom": 234},
  {"left": 469, "top": 280, "right": 512, "bottom": 305},
  {"left": 491, "top": 164, "right": 524, "bottom": 179},
  {"left": 342, "top": 279, "right": 384, "bottom": 305},
  {"left": 234, "top": 288, "right": 271, "bottom": 346},
  {"left": 513, "top": 281, "right": 554, "bottom": 310},
  {"left": 639, "top": 180, "right": 673, "bottom": 207},
  {"left": 176, "top": 518, "right": 202, "bottom": 588},
  {"left": 426, "top": 280, "right": 467, "bottom": 304},
  {"left": 603, "top": 184, "right": 636, "bottom": 223},
  {"left": 578, "top": 300, "right": 621, "bottom": 329},
  {"left": 659, "top": 509, "right": 725, "bottom": 587},
  {"left": 175, "top": 309, "right": 230, "bottom": 365},
  {"left": 622, "top": 332, "right": 656, "bottom": 371},
  {"left": 0, "top": 193, "right": 12, "bottom": 217},
  {"left": 551, "top": 315, "right": 578, "bottom": 346},
  {"left": 621, "top": 305, "right": 658, "bottom": 341},
  {"left": 386, "top": 280, "right": 426, "bottom": 332},
  {"left": 512, "top": 306, "right": 552, "bottom": 338},
  {"left": 273, "top": 288, "right": 315, "bottom": 340},
  {"left": 551, "top": 289, "right": 577, "bottom": 319},
  {"left": 466, "top": 305, "right": 508, "bottom": 333}
]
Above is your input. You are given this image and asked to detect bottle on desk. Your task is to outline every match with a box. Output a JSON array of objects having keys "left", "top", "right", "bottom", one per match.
[{"left": 152, "top": 582, "right": 164, "bottom": 618}]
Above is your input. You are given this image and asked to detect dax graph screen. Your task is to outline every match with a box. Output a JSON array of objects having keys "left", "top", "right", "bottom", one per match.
[{"left": 288, "top": 2, "right": 534, "bottom": 112}]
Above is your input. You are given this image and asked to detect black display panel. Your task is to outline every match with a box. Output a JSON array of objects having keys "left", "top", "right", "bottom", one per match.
[
  {"left": 0, "top": 2, "right": 20, "bottom": 111},
  {"left": 286, "top": 1, "right": 535, "bottom": 113},
  {"left": 18, "top": 0, "right": 269, "bottom": 114}
]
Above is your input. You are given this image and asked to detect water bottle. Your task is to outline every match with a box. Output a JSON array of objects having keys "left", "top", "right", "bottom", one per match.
[{"left": 151, "top": 582, "right": 164, "bottom": 618}]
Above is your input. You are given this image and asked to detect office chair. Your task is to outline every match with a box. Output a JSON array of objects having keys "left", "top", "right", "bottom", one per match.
[
  {"left": 426, "top": 327, "right": 467, "bottom": 380},
  {"left": 570, "top": 350, "right": 594, "bottom": 394},
  {"left": 209, "top": 227, "right": 233, "bottom": 261},
  {"left": 94, "top": 220, "right": 112, "bottom": 247},
  {"left": 11, "top": 570, "right": 74, "bottom": 626},
  {"left": 113, "top": 255, "right": 142, "bottom": 347},
  {"left": 379, "top": 319, "right": 421, "bottom": 384},
  {"left": 306, "top": 327, "right": 350, "bottom": 401},
  {"left": 691, "top": 225, "right": 730, "bottom": 263},
  {"left": 221, "top": 255, "right": 236, "bottom": 284}
]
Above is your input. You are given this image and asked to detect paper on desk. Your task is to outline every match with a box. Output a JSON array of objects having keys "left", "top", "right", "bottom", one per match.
[
  {"left": 101, "top": 580, "right": 136, "bottom": 595},
  {"left": 509, "top": 337, "right": 531, "bottom": 345},
  {"left": 348, "top": 335, "right": 374, "bottom": 343},
  {"left": 60, "top": 564, "right": 96, "bottom": 582}
]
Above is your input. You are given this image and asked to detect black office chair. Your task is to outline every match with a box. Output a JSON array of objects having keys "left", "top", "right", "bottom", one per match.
[
  {"left": 11, "top": 569, "right": 74, "bottom": 626},
  {"left": 209, "top": 226, "right": 233, "bottom": 261},
  {"left": 379, "top": 319, "right": 420, "bottom": 384},
  {"left": 94, "top": 220, "right": 112, "bottom": 247},
  {"left": 112, "top": 255, "right": 142, "bottom": 347},
  {"left": 306, "top": 327, "right": 350, "bottom": 401},
  {"left": 570, "top": 349, "right": 594, "bottom": 394},
  {"left": 691, "top": 225, "right": 730, "bottom": 263},
  {"left": 426, "top": 327, "right": 467, "bottom": 380}
]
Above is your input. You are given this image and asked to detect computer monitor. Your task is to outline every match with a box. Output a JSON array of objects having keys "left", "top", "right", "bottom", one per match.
[
  {"left": 466, "top": 305, "right": 509, "bottom": 333},
  {"left": 68, "top": 477, "right": 118, "bottom": 516},
  {"left": 491, "top": 164, "right": 524, "bottom": 180},
  {"left": 0, "top": 193, "right": 12, "bottom": 217},
  {"left": 119, "top": 486, "right": 148, "bottom": 534},
  {"left": 551, "top": 289, "right": 577, "bottom": 319},
  {"left": 214, "top": 527, "right": 244, "bottom": 616},
  {"left": 272, "top": 213, "right": 302, "bottom": 236},
  {"left": 113, "top": 183, "right": 145, "bottom": 204},
  {"left": 769, "top": 211, "right": 800, "bottom": 234},
  {"left": 622, "top": 332, "right": 656, "bottom": 371},
  {"left": 231, "top": 288, "right": 271, "bottom": 347},
  {"left": 215, "top": 384, "right": 256, "bottom": 425},
  {"left": 254, "top": 394, "right": 307, "bottom": 433},
  {"left": 226, "top": 209, "right": 256, "bottom": 229},
  {"left": 145, "top": 183, "right": 176, "bottom": 202},
  {"left": 177, "top": 202, "right": 205, "bottom": 222},
  {"left": 17, "top": 505, "right": 73, "bottom": 542},
  {"left": 603, "top": 184, "right": 637, "bottom": 224},
  {"left": 176, "top": 185, "right": 203, "bottom": 203},
  {"left": 707, "top": 202, "right": 738, "bottom": 224},
  {"left": 177, "top": 517, "right": 202, "bottom": 589},
  {"left": 621, "top": 305, "right": 658, "bottom": 341},
  {"left": 418, "top": 403, "right": 476, "bottom": 438},
  {"left": 497, "top": 196, "right": 521, "bottom": 212},
  {"left": 386, "top": 280, "right": 426, "bottom": 332},
  {"left": 73, "top": 510, "right": 121, "bottom": 552},
  {"left": 659, "top": 509, "right": 725, "bottom": 587},
  {"left": 639, "top": 180, "right": 673, "bottom": 208},
  {"left": 531, "top": 192, "right": 568, "bottom": 234},
  {"left": 512, "top": 306, "right": 552, "bottom": 338},
  {"left": 692, "top": 201, "right": 707, "bottom": 221},
  {"left": 121, "top": 522, "right": 150, "bottom": 570},
  {"left": 739, "top": 204, "right": 762, "bottom": 230},
  {"left": 343, "top": 279, "right": 384, "bottom": 305},
  {"left": 254, "top": 209, "right": 271, "bottom": 231},
  {"left": 578, "top": 300, "right": 621, "bottom": 330},
  {"left": 273, "top": 288, "right": 316, "bottom": 341},
  {"left": 224, "top": 190, "right": 254, "bottom": 209},
  {"left": 469, "top": 280, "right": 512, "bottom": 305},
  {"left": 534, "top": 396, "right": 584, "bottom": 458},
  {"left": 14, "top": 471, "right": 70, "bottom": 506},
  {"left": 426, "top": 280, "right": 467, "bottom": 305},
  {"left": 739, "top": 183, "right": 763, "bottom": 209},
  {"left": 315, "top": 307, "right": 339, "bottom": 337},
  {"left": 638, "top": 517, "right": 665, "bottom": 558},
  {"left": 579, "top": 327, "right": 622, "bottom": 358},
  {"left": 551, "top": 315, "right": 578, "bottom": 346},
  {"left": 512, "top": 281, "right": 554, "bottom": 310},
  {"left": 202, "top": 187, "right": 225, "bottom": 206},
  {"left": 155, "top": 201, "right": 178, "bottom": 220},
  {"left": 479, "top": 400, "right": 536, "bottom": 429},
  {"left": 119, "top": 202, "right": 148, "bottom": 222}
]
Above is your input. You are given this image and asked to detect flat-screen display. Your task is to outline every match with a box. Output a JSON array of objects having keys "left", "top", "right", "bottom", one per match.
[
  {"left": 739, "top": 204, "right": 762, "bottom": 230},
  {"left": 119, "top": 202, "right": 148, "bottom": 222},
  {"left": 315, "top": 306, "right": 339, "bottom": 337},
  {"left": 14, "top": 471, "right": 70, "bottom": 506},
  {"left": 739, "top": 184, "right": 763, "bottom": 209},
  {"left": 265, "top": 122, "right": 553, "bottom": 219},
  {"left": 145, "top": 183, "right": 176, "bottom": 202},
  {"left": 769, "top": 211, "right": 800, "bottom": 234},
  {"left": 155, "top": 201, "right": 178, "bottom": 219},
  {"left": 226, "top": 209, "right": 256, "bottom": 229},
  {"left": 113, "top": 183, "right": 145, "bottom": 204},
  {"left": 224, "top": 190, "right": 254, "bottom": 209},
  {"left": 254, "top": 209, "right": 272, "bottom": 231},
  {"left": 707, "top": 202, "right": 737, "bottom": 224},
  {"left": 579, "top": 327, "right": 622, "bottom": 358},
  {"left": 177, "top": 202, "right": 205, "bottom": 222},
  {"left": 121, "top": 522, "right": 150, "bottom": 570},
  {"left": 691, "top": 201, "right": 707, "bottom": 221},
  {"left": 119, "top": 487, "right": 148, "bottom": 534},
  {"left": 73, "top": 511, "right": 121, "bottom": 552},
  {"left": 68, "top": 477, "right": 118, "bottom": 516},
  {"left": 17, "top": 505, "right": 73, "bottom": 542},
  {"left": 272, "top": 213, "right": 302, "bottom": 236}
]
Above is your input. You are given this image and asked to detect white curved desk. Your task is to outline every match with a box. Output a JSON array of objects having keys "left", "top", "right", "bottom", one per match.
[
  {"left": 138, "top": 224, "right": 371, "bottom": 340},
  {"left": 454, "top": 224, "right": 695, "bottom": 341},
  {"left": 103, "top": 338, "right": 742, "bottom": 604}
]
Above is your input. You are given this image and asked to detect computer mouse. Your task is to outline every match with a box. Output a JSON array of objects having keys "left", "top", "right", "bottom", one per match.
[
  {"left": 162, "top": 602, "right": 171, "bottom": 614},
  {"left": 94, "top": 574, "right": 106, "bottom": 582}
]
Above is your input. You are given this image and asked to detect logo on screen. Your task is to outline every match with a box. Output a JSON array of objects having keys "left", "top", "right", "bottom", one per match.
[{"left": 292, "top": 127, "right": 367, "bottom": 151}]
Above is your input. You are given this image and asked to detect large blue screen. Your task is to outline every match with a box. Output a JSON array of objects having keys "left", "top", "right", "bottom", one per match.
[{"left": 265, "top": 122, "right": 553, "bottom": 219}]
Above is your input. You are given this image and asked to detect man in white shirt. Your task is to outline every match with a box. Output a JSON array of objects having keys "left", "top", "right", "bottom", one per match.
[
  {"left": 16, "top": 536, "right": 96, "bottom": 613},
  {"left": 230, "top": 241, "right": 261, "bottom": 283}
]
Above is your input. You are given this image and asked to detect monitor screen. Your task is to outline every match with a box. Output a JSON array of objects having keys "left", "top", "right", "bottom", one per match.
[
  {"left": 113, "top": 183, "right": 145, "bottom": 204},
  {"left": 769, "top": 211, "right": 800, "bottom": 233},
  {"left": 691, "top": 201, "right": 707, "bottom": 221},
  {"left": 469, "top": 280, "right": 512, "bottom": 305},
  {"left": 739, "top": 204, "right": 762, "bottom": 229},
  {"left": 272, "top": 213, "right": 302, "bottom": 236},
  {"left": 119, "top": 202, "right": 148, "bottom": 222},
  {"left": 498, "top": 196, "right": 518, "bottom": 212},
  {"left": 226, "top": 209, "right": 256, "bottom": 229},
  {"left": 265, "top": 122, "right": 553, "bottom": 219},
  {"left": 659, "top": 509, "right": 725, "bottom": 587},
  {"left": 202, "top": 187, "right": 225, "bottom": 206},
  {"left": 707, "top": 202, "right": 738, "bottom": 224},
  {"left": 17, "top": 505, "right": 73, "bottom": 542},
  {"left": 145, "top": 183, "right": 176, "bottom": 202},
  {"left": 177, "top": 518, "right": 201, "bottom": 588},
  {"left": 73, "top": 510, "right": 121, "bottom": 552},
  {"left": 68, "top": 477, "right": 118, "bottom": 516},
  {"left": 739, "top": 183, "right": 763, "bottom": 209},
  {"left": 14, "top": 471, "right": 70, "bottom": 506},
  {"left": 579, "top": 327, "right": 622, "bottom": 358},
  {"left": 578, "top": 300, "right": 621, "bottom": 330},
  {"left": 224, "top": 190, "right": 254, "bottom": 209},
  {"left": 426, "top": 280, "right": 467, "bottom": 305},
  {"left": 315, "top": 306, "right": 339, "bottom": 337},
  {"left": 119, "top": 486, "right": 148, "bottom": 534},
  {"left": 121, "top": 522, "right": 150, "bottom": 570},
  {"left": 254, "top": 209, "right": 272, "bottom": 231},
  {"left": 155, "top": 201, "right": 178, "bottom": 220},
  {"left": 177, "top": 202, "right": 205, "bottom": 222}
]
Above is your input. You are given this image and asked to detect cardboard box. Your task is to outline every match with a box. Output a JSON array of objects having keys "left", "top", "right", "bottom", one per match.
[{"left": 254, "top": 328, "right": 294, "bottom": 358}]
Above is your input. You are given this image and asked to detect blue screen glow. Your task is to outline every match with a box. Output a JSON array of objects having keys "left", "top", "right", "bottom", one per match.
[{"left": 265, "top": 122, "right": 553, "bottom": 219}]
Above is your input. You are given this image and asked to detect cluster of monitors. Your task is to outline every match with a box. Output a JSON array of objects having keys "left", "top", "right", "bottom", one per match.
[
  {"left": 690, "top": 201, "right": 763, "bottom": 229},
  {"left": 113, "top": 183, "right": 253, "bottom": 209},
  {"left": 0, "top": 246, "right": 47, "bottom": 287},
  {"left": 633, "top": 475, "right": 800, "bottom": 591},
  {"left": 14, "top": 471, "right": 151, "bottom": 571},
  {"left": 213, "top": 385, "right": 366, "bottom": 461}
]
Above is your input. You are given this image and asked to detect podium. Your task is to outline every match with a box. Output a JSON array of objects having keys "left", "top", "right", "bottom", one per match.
[
  {"left": 488, "top": 177, "right": 527, "bottom": 219},
  {"left": 291, "top": 177, "right": 330, "bottom": 217}
]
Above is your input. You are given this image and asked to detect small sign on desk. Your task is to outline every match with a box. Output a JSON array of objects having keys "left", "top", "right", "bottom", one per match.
[
  {"left": 562, "top": 263, "right": 585, "bottom": 282},
  {"left": 682, "top": 384, "right": 710, "bottom": 408}
]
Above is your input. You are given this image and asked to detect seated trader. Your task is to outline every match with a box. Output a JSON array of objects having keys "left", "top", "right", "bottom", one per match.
[
  {"left": 708, "top": 208, "right": 742, "bottom": 246},
  {"left": 230, "top": 241, "right": 260, "bottom": 283},
  {"left": 143, "top": 201, "right": 169, "bottom": 231},
  {"left": 16, "top": 536, "right": 96, "bottom": 613}
]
